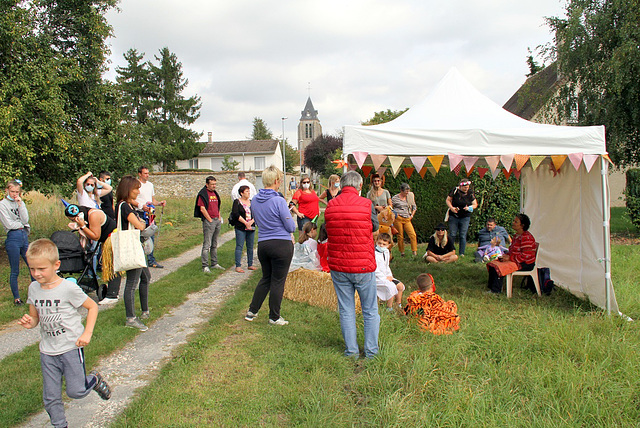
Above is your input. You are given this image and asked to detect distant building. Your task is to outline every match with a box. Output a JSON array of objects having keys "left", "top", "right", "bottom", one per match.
[{"left": 297, "top": 97, "right": 322, "bottom": 169}]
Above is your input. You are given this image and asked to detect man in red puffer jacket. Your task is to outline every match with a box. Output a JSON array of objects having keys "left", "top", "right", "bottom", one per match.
[{"left": 325, "top": 171, "right": 380, "bottom": 359}]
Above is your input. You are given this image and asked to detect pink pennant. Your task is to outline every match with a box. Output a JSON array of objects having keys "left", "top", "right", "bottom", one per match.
[
  {"left": 453, "top": 163, "right": 463, "bottom": 176},
  {"left": 477, "top": 167, "right": 489, "bottom": 179},
  {"left": 485, "top": 156, "right": 500, "bottom": 172},
  {"left": 568, "top": 153, "right": 583, "bottom": 171},
  {"left": 500, "top": 154, "right": 515, "bottom": 170},
  {"left": 583, "top": 154, "right": 599, "bottom": 172},
  {"left": 370, "top": 154, "right": 387, "bottom": 171},
  {"left": 448, "top": 153, "right": 463, "bottom": 170},
  {"left": 463, "top": 156, "right": 479, "bottom": 172},
  {"left": 377, "top": 166, "right": 387, "bottom": 176},
  {"left": 352, "top": 151, "right": 368, "bottom": 169},
  {"left": 513, "top": 169, "right": 521, "bottom": 180},
  {"left": 410, "top": 156, "right": 427, "bottom": 172}
]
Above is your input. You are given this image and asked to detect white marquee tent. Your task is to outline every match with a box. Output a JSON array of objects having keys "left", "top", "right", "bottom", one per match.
[{"left": 343, "top": 68, "right": 617, "bottom": 313}]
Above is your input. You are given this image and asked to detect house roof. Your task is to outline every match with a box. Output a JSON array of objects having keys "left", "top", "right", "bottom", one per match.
[
  {"left": 502, "top": 62, "right": 560, "bottom": 120},
  {"left": 199, "top": 140, "right": 279, "bottom": 155},
  {"left": 300, "top": 97, "right": 319, "bottom": 121}
]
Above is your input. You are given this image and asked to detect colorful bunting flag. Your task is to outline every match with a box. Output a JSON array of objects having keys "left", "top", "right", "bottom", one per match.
[
  {"left": 513, "top": 169, "right": 521, "bottom": 180},
  {"left": 410, "top": 156, "right": 427, "bottom": 172},
  {"left": 352, "top": 151, "right": 368, "bottom": 169},
  {"left": 349, "top": 164, "right": 357, "bottom": 171},
  {"left": 485, "top": 156, "right": 501, "bottom": 172},
  {"left": 477, "top": 167, "right": 489, "bottom": 179},
  {"left": 491, "top": 168, "right": 501, "bottom": 180},
  {"left": 603, "top": 154, "right": 613, "bottom": 164},
  {"left": 568, "top": 153, "right": 583, "bottom": 171},
  {"left": 331, "top": 159, "right": 349, "bottom": 169},
  {"left": 377, "top": 166, "right": 387, "bottom": 176},
  {"left": 463, "top": 156, "right": 479, "bottom": 172},
  {"left": 583, "top": 154, "right": 599, "bottom": 172},
  {"left": 448, "top": 153, "right": 463, "bottom": 170},
  {"left": 361, "top": 166, "right": 372, "bottom": 177},
  {"left": 466, "top": 166, "right": 475, "bottom": 177},
  {"left": 551, "top": 155, "right": 566, "bottom": 171},
  {"left": 428, "top": 155, "right": 444, "bottom": 173},
  {"left": 529, "top": 156, "right": 545, "bottom": 171},
  {"left": 453, "top": 163, "right": 463, "bottom": 176},
  {"left": 388, "top": 156, "right": 405, "bottom": 177},
  {"left": 503, "top": 168, "right": 512, "bottom": 180},
  {"left": 514, "top": 154, "right": 529, "bottom": 171},
  {"left": 500, "top": 154, "right": 515, "bottom": 170},
  {"left": 418, "top": 167, "right": 428, "bottom": 178},
  {"left": 371, "top": 154, "right": 387, "bottom": 171},
  {"left": 428, "top": 166, "right": 438, "bottom": 177},
  {"left": 403, "top": 167, "right": 414, "bottom": 179}
]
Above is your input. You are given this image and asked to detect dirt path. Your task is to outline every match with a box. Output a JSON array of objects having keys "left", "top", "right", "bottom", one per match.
[{"left": 7, "top": 231, "right": 258, "bottom": 427}]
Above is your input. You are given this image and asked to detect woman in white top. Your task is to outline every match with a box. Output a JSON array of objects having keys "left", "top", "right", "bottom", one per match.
[{"left": 76, "top": 171, "right": 112, "bottom": 209}]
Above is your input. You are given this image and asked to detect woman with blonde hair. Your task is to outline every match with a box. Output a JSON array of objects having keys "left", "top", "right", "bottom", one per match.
[
  {"left": 423, "top": 223, "right": 458, "bottom": 263},
  {"left": 318, "top": 174, "right": 341, "bottom": 205}
]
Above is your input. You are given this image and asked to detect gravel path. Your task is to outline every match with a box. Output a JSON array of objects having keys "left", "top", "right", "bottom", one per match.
[{"left": 11, "top": 231, "right": 257, "bottom": 427}]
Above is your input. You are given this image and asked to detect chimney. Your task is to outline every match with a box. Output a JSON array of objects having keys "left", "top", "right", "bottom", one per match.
[{"left": 208, "top": 132, "right": 213, "bottom": 143}]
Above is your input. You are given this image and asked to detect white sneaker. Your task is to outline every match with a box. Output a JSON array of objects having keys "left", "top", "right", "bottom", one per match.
[
  {"left": 269, "top": 317, "right": 289, "bottom": 326},
  {"left": 203, "top": 267, "right": 211, "bottom": 274},
  {"left": 244, "top": 310, "right": 258, "bottom": 321},
  {"left": 212, "top": 264, "right": 225, "bottom": 270},
  {"left": 126, "top": 317, "right": 148, "bottom": 331},
  {"left": 99, "top": 297, "right": 118, "bottom": 305}
]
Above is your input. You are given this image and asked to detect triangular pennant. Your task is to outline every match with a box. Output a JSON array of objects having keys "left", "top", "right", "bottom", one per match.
[
  {"left": 428, "top": 155, "right": 444, "bottom": 173},
  {"left": 568, "top": 153, "right": 583, "bottom": 171},
  {"left": 410, "top": 156, "right": 427, "bottom": 172},
  {"left": 500, "top": 154, "right": 515, "bottom": 170},
  {"left": 371, "top": 154, "right": 387, "bottom": 171},
  {"left": 514, "top": 154, "right": 529, "bottom": 171},
  {"left": 361, "top": 166, "right": 372, "bottom": 177},
  {"left": 466, "top": 166, "right": 475, "bottom": 177},
  {"left": 428, "top": 166, "right": 438, "bottom": 177},
  {"left": 603, "top": 154, "right": 613, "bottom": 164},
  {"left": 477, "top": 167, "right": 489, "bottom": 179},
  {"left": 453, "top": 163, "right": 463, "bottom": 176},
  {"left": 352, "top": 151, "right": 368, "bottom": 169},
  {"left": 491, "top": 168, "right": 501, "bottom": 180},
  {"left": 418, "top": 167, "right": 428, "bottom": 178},
  {"left": 503, "top": 168, "right": 512, "bottom": 180},
  {"left": 513, "top": 169, "right": 521, "bottom": 180},
  {"left": 583, "top": 154, "right": 599, "bottom": 172},
  {"left": 485, "top": 156, "right": 500, "bottom": 172},
  {"left": 403, "top": 167, "right": 414, "bottom": 179},
  {"left": 377, "top": 166, "right": 387, "bottom": 176},
  {"left": 550, "top": 162, "right": 559, "bottom": 177},
  {"left": 551, "top": 155, "right": 566, "bottom": 171},
  {"left": 348, "top": 164, "right": 357, "bottom": 171},
  {"left": 448, "top": 153, "right": 463, "bottom": 170},
  {"left": 529, "top": 156, "right": 545, "bottom": 171},
  {"left": 463, "top": 156, "right": 479, "bottom": 172},
  {"left": 388, "top": 156, "right": 405, "bottom": 177}
]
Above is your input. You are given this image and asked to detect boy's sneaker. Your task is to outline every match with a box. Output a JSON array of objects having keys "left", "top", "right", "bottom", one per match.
[
  {"left": 99, "top": 297, "right": 118, "bottom": 306},
  {"left": 212, "top": 264, "right": 225, "bottom": 270},
  {"left": 203, "top": 267, "right": 211, "bottom": 274},
  {"left": 244, "top": 310, "right": 258, "bottom": 322},
  {"left": 140, "top": 311, "right": 150, "bottom": 319},
  {"left": 126, "top": 317, "right": 148, "bottom": 331},
  {"left": 90, "top": 371, "right": 111, "bottom": 400},
  {"left": 269, "top": 317, "right": 289, "bottom": 326}
]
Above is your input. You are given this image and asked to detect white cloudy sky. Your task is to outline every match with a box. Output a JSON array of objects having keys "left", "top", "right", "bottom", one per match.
[{"left": 104, "top": 0, "right": 566, "bottom": 144}]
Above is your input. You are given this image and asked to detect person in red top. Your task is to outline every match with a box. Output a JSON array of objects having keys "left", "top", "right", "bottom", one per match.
[
  {"left": 325, "top": 171, "right": 380, "bottom": 359},
  {"left": 290, "top": 176, "right": 320, "bottom": 230},
  {"left": 486, "top": 213, "right": 537, "bottom": 294},
  {"left": 194, "top": 176, "right": 223, "bottom": 273},
  {"left": 316, "top": 223, "right": 330, "bottom": 273}
]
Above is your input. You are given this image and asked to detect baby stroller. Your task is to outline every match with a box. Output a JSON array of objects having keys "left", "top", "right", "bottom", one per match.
[{"left": 50, "top": 230, "right": 106, "bottom": 299}]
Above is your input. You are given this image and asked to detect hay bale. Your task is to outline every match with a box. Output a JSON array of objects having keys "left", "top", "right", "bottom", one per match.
[{"left": 284, "top": 268, "right": 361, "bottom": 312}]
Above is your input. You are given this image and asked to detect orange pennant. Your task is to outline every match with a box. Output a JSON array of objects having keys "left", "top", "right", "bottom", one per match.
[
  {"left": 503, "top": 168, "right": 512, "bottom": 180},
  {"left": 551, "top": 155, "right": 566, "bottom": 171},
  {"left": 418, "top": 167, "right": 428, "bottom": 178},
  {"left": 466, "top": 166, "right": 475, "bottom": 177},
  {"left": 403, "top": 167, "right": 414, "bottom": 178},
  {"left": 514, "top": 154, "right": 529, "bottom": 171},
  {"left": 428, "top": 155, "right": 444, "bottom": 173}
]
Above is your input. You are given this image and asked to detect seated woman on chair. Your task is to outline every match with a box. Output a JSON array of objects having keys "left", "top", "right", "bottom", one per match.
[{"left": 486, "top": 213, "right": 536, "bottom": 294}]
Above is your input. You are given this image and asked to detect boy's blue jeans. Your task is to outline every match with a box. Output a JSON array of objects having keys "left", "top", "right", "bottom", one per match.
[{"left": 5, "top": 229, "right": 30, "bottom": 300}]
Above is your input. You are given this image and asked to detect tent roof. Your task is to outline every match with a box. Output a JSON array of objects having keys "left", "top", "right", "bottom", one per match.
[{"left": 343, "top": 68, "right": 605, "bottom": 157}]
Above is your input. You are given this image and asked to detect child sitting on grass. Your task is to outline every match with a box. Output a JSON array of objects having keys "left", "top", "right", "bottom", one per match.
[
  {"left": 374, "top": 233, "right": 405, "bottom": 311},
  {"left": 17, "top": 239, "right": 111, "bottom": 428},
  {"left": 404, "top": 273, "right": 460, "bottom": 335},
  {"left": 478, "top": 236, "right": 507, "bottom": 263}
]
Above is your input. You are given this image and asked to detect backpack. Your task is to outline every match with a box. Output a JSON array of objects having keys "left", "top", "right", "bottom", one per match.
[
  {"left": 537, "top": 267, "right": 555, "bottom": 295},
  {"left": 227, "top": 199, "right": 239, "bottom": 227}
]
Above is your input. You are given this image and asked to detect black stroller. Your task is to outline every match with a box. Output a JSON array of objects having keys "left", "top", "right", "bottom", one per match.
[{"left": 50, "top": 230, "right": 106, "bottom": 299}]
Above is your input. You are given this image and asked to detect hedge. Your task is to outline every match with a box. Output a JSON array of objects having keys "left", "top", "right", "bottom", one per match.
[{"left": 625, "top": 168, "right": 640, "bottom": 230}]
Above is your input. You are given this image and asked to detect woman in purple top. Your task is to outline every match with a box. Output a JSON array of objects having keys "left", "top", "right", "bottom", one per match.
[{"left": 244, "top": 166, "right": 296, "bottom": 326}]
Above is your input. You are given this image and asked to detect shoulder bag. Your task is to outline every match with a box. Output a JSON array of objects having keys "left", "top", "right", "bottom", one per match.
[{"left": 112, "top": 202, "right": 147, "bottom": 272}]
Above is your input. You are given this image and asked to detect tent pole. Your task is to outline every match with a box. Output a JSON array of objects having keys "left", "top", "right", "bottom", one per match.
[{"left": 600, "top": 156, "right": 612, "bottom": 314}]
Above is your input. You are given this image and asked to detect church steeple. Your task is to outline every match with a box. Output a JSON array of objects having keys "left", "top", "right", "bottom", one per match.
[
  {"left": 297, "top": 96, "right": 322, "bottom": 171},
  {"left": 300, "top": 97, "right": 319, "bottom": 120}
]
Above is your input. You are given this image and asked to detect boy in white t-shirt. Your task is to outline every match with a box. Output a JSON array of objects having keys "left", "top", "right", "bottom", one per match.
[
  {"left": 18, "top": 239, "right": 110, "bottom": 428},
  {"left": 374, "top": 233, "right": 405, "bottom": 311}
]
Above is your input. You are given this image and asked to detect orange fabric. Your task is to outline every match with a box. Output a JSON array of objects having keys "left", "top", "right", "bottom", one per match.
[
  {"left": 486, "top": 260, "right": 519, "bottom": 277},
  {"left": 404, "top": 290, "right": 460, "bottom": 335}
]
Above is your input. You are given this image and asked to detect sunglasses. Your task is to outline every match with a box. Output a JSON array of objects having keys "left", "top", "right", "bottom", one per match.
[
  {"left": 436, "top": 228, "right": 446, "bottom": 231},
  {"left": 302, "top": 181, "right": 310, "bottom": 184}
]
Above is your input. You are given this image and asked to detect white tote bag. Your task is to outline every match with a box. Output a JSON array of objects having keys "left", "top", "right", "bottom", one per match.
[{"left": 112, "top": 203, "right": 147, "bottom": 272}]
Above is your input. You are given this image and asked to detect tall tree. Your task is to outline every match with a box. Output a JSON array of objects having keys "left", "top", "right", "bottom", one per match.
[
  {"left": 279, "top": 139, "right": 298, "bottom": 174},
  {"left": 250, "top": 117, "right": 273, "bottom": 140},
  {"left": 361, "top": 108, "right": 408, "bottom": 126},
  {"left": 546, "top": 0, "right": 640, "bottom": 165},
  {"left": 148, "top": 47, "right": 202, "bottom": 171},
  {"left": 116, "top": 49, "right": 154, "bottom": 125},
  {"left": 303, "top": 134, "right": 343, "bottom": 176}
]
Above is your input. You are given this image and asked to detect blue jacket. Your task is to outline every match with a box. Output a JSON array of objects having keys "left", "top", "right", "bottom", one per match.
[
  {"left": 251, "top": 188, "right": 296, "bottom": 242},
  {"left": 477, "top": 225, "right": 510, "bottom": 248}
]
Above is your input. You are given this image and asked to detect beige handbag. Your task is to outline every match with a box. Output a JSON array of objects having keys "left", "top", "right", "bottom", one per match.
[{"left": 112, "top": 203, "right": 147, "bottom": 272}]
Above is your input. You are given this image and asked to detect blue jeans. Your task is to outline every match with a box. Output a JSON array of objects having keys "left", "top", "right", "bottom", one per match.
[
  {"left": 297, "top": 216, "right": 311, "bottom": 231},
  {"left": 147, "top": 234, "right": 157, "bottom": 265},
  {"left": 330, "top": 270, "right": 380, "bottom": 358},
  {"left": 448, "top": 216, "right": 471, "bottom": 256},
  {"left": 5, "top": 229, "right": 30, "bottom": 300},
  {"left": 235, "top": 228, "right": 255, "bottom": 267}
]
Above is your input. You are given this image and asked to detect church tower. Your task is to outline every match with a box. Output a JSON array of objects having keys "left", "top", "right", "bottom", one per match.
[{"left": 297, "top": 97, "right": 322, "bottom": 167}]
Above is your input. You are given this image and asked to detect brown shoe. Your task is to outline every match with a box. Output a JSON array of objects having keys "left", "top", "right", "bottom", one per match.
[
  {"left": 236, "top": 267, "right": 245, "bottom": 273},
  {"left": 248, "top": 266, "right": 258, "bottom": 270}
]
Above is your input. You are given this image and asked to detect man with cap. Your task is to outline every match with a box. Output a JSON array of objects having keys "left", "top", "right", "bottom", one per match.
[{"left": 445, "top": 179, "right": 477, "bottom": 257}]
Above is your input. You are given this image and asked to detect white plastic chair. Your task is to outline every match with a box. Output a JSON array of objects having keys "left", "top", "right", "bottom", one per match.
[{"left": 505, "top": 243, "right": 540, "bottom": 298}]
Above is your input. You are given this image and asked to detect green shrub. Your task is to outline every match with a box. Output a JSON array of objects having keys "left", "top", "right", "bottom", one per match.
[
  {"left": 378, "top": 168, "right": 521, "bottom": 242},
  {"left": 625, "top": 168, "right": 640, "bottom": 230}
]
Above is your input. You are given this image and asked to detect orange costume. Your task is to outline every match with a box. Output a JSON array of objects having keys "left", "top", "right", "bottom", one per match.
[{"left": 404, "top": 276, "right": 460, "bottom": 335}]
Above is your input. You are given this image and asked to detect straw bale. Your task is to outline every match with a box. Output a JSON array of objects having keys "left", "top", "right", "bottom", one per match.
[{"left": 284, "top": 268, "right": 361, "bottom": 312}]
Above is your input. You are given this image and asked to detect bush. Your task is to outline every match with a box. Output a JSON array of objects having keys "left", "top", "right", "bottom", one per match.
[
  {"left": 376, "top": 168, "right": 521, "bottom": 242},
  {"left": 625, "top": 169, "right": 640, "bottom": 230}
]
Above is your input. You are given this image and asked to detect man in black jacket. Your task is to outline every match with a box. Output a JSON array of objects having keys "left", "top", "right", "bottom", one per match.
[{"left": 194, "top": 176, "right": 223, "bottom": 273}]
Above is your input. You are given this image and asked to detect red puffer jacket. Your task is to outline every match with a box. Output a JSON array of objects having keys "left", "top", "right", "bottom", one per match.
[{"left": 324, "top": 187, "right": 377, "bottom": 273}]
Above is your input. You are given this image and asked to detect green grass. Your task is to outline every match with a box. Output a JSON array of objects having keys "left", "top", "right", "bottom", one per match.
[
  {"left": 109, "top": 242, "right": 640, "bottom": 427},
  {"left": 0, "top": 238, "right": 238, "bottom": 426},
  {"left": 610, "top": 206, "right": 637, "bottom": 235}
]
